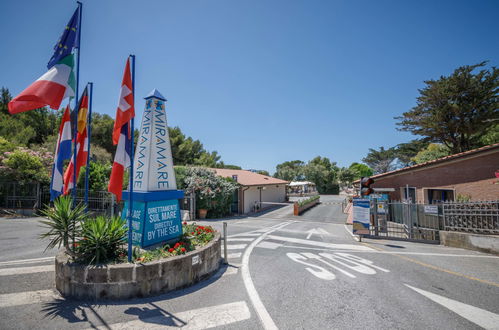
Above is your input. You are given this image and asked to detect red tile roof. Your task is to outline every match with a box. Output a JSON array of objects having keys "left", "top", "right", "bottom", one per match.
[
  {"left": 213, "top": 169, "right": 289, "bottom": 186},
  {"left": 355, "top": 142, "right": 499, "bottom": 182}
]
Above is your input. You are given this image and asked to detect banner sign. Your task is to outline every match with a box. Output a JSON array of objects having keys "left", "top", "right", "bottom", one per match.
[
  {"left": 353, "top": 198, "right": 370, "bottom": 235},
  {"left": 123, "top": 199, "right": 182, "bottom": 246},
  {"left": 424, "top": 205, "right": 439, "bottom": 214}
]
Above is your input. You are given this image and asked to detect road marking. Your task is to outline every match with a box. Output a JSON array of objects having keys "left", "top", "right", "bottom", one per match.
[
  {"left": 405, "top": 284, "right": 499, "bottom": 329},
  {"left": 92, "top": 301, "right": 251, "bottom": 330},
  {"left": 0, "top": 256, "right": 54, "bottom": 266},
  {"left": 231, "top": 233, "right": 261, "bottom": 237},
  {"left": 279, "top": 244, "right": 499, "bottom": 258},
  {"left": 305, "top": 228, "right": 330, "bottom": 239},
  {"left": 242, "top": 221, "right": 291, "bottom": 330},
  {"left": 227, "top": 238, "right": 254, "bottom": 242},
  {"left": 286, "top": 253, "right": 336, "bottom": 280},
  {"left": 256, "top": 241, "right": 283, "bottom": 250},
  {"left": 213, "top": 265, "right": 239, "bottom": 277},
  {"left": 362, "top": 242, "right": 499, "bottom": 287},
  {"left": 227, "top": 252, "right": 242, "bottom": 259},
  {"left": 0, "top": 289, "right": 59, "bottom": 308},
  {"left": 226, "top": 244, "right": 248, "bottom": 250},
  {"left": 0, "top": 265, "right": 53, "bottom": 276},
  {"left": 266, "top": 235, "right": 374, "bottom": 251},
  {"left": 343, "top": 224, "right": 360, "bottom": 241}
]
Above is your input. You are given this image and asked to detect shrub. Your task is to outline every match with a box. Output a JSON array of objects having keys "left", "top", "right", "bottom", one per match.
[
  {"left": 298, "top": 195, "right": 320, "bottom": 207},
  {"left": 182, "top": 167, "right": 238, "bottom": 218},
  {"left": 76, "top": 215, "right": 127, "bottom": 264},
  {"left": 0, "top": 147, "right": 52, "bottom": 184},
  {"left": 39, "top": 195, "right": 86, "bottom": 255}
]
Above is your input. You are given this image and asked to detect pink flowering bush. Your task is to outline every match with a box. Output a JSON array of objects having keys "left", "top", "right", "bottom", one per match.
[{"left": 0, "top": 146, "right": 53, "bottom": 184}]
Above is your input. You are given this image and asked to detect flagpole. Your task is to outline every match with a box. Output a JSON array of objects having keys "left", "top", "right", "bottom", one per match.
[
  {"left": 73, "top": 1, "right": 82, "bottom": 207},
  {"left": 128, "top": 54, "right": 135, "bottom": 263},
  {"left": 72, "top": 1, "right": 83, "bottom": 257},
  {"left": 84, "top": 82, "right": 93, "bottom": 208}
]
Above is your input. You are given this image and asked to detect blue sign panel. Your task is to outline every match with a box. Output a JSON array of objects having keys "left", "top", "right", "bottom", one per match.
[
  {"left": 143, "top": 199, "right": 182, "bottom": 246},
  {"left": 353, "top": 198, "right": 370, "bottom": 235},
  {"left": 122, "top": 200, "right": 146, "bottom": 246}
]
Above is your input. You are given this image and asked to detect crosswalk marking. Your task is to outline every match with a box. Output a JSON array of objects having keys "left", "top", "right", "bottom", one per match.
[
  {"left": 0, "top": 289, "right": 59, "bottom": 308},
  {"left": 257, "top": 241, "right": 283, "bottom": 250},
  {"left": 226, "top": 238, "right": 254, "bottom": 242},
  {"left": 231, "top": 233, "right": 261, "bottom": 237},
  {"left": 226, "top": 244, "right": 247, "bottom": 250},
  {"left": 0, "top": 256, "right": 54, "bottom": 266},
  {"left": 0, "top": 265, "right": 53, "bottom": 276},
  {"left": 91, "top": 301, "right": 251, "bottom": 330},
  {"left": 227, "top": 252, "right": 242, "bottom": 259}
]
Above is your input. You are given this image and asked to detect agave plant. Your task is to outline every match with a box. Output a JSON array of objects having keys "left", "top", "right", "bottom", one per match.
[
  {"left": 77, "top": 215, "right": 127, "bottom": 264},
  {"left": 39, "top": 195, "right": 86, "bottom": 253}
]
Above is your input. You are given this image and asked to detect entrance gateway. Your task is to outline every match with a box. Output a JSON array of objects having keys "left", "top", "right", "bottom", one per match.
[{"left": 122, "top": 89, "right": 184, "bottom": 247}]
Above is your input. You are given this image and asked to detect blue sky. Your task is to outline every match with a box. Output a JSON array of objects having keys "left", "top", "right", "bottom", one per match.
[{"left": 1, "top": 0, "right": 498, "bottom": 174}]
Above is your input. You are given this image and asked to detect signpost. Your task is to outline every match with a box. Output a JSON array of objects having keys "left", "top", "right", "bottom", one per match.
[
  {"left": 353, "top": 198, "right": 370, "bottom": 238},
  {"left": 122, "top": 89, "right": 184, "bottom": 248}
]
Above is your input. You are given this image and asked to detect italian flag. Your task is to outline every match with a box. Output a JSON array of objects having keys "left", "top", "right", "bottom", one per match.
[{"left": 8, "top": 55, "right": 75, "bottom": 114}]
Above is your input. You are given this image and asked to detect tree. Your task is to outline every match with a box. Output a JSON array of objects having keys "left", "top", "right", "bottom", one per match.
[
  {"left": 274, "top": 160, "right": 305, "bottom": 181},
  {"left": 91, "top": 113, "right": 115, "bottom": 155},
  {"left": 395, "top": 62, "right": 499, "bottom": 154},
  {"left": 362, "top": 147, "right": 397, "bottom": 174},
  {"left": 411, "top": 143, "right": 451, "bottom": 164},
  {"left": 255, "top": 170, "right": 270, "bottom": 176},
  {"left": 394, "top": 140, "right": 429, "bottom": 168},
  {"left": 348, "top": 163, "right": 373, "bottom": 180},
  {"left": 338, "top": 167, "right": 355, "bottom": 187}
]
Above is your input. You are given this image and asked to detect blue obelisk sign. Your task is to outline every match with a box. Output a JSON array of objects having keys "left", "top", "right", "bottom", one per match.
[{"left": 122, "top": 89, "right": 184, "bottom": 248}]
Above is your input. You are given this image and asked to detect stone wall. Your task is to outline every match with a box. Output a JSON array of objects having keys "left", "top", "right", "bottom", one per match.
[
  {"left": 440, "top": 231, "right": 498, "bottom": 255},
  {"left": 55, "top": 233, "right": 221, "bottom": 300}
]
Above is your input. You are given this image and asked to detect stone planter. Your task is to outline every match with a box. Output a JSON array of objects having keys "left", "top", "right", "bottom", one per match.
[
  {"left": 294, "top": 199, "right": 320, "bottom": 215},
  {"left": 198, "top": 208, "right": 208, "bottom": 219},
  {"left": 55, "top": 233, "right": 221, "bottom": 300}
]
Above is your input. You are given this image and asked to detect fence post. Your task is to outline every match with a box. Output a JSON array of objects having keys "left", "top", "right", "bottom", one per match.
[{"left": 373, "top": 198, "right": 378, "bottom": 236}]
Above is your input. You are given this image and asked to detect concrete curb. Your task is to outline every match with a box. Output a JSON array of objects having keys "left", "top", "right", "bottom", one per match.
[
  {"left": 440, "top": 231, "right": 499, "bottom": 255},
  {"left": 55, "top": 233, "right": 221, "bottom": 300}
]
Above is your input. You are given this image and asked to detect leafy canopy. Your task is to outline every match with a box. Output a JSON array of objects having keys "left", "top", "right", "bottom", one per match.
[{"left": 395, "top": 62, "right": 498, "bottom": 153}]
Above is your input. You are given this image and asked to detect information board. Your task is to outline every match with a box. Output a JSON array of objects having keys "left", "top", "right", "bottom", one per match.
[
  {"left": 122, "top": 199, "right": 182, "bottom": 247},
  {"left": 353, "top": 198, "right": 370, "bottom": 235}
]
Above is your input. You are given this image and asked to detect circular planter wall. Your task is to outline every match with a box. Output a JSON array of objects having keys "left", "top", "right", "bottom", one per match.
[{"left": 55, "top": 233, "right": 221, "bottom": 300}]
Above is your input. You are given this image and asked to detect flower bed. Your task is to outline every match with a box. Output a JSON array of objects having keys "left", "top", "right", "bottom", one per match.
[
  {"left": 55, "top": 231, "right": 221, "bottom": 300},
  {"left": 294, "top": 195, "right": 320, "bottom": 215}
]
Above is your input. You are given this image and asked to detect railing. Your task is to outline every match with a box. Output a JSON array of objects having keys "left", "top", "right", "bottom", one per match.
[{"left": 442, "top": 201, "right": 499, "bottom": 234}]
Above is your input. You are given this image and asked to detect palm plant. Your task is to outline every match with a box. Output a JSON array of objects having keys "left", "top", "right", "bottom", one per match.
[
  {"left": 39, "top": 195, "right": 86, "bottom": 254},
  {"left": 77, "top": 215, "right": 127, "bottom": 264}
]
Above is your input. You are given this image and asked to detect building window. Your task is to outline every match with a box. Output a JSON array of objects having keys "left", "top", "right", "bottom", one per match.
[
  {"left": 401, "top": 187, "right": 416, "bottom": 203},
  {"left": 426, "top": 189, "right": 455, "bottom": 204}
]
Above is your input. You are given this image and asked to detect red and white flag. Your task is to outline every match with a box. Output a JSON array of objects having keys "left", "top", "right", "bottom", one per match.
[
  {"left": 108, "top": 59, "right": 134, "bottom": 202},
  {"left": 112, "top": 58, "right": 134, "bottom": 145}
]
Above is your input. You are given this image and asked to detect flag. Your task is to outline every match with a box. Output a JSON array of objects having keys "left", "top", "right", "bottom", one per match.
[
  {"left": 63, "top": 87, "right": 89, "bottom": 194},
  {"left": 112, "top": 58, "right": 134, "bottom": 145},
  {"left": 108, "top": 122, "right": 132, "bottom": 202},
  {"left": 50, "top": 105, "right": 72, "bottom": 201},
  {"left": 47, "top": 7, "right": 80, "bottom": 69},
  {"left": 8, "top": 7, "right": 79, "bottom": 114}
]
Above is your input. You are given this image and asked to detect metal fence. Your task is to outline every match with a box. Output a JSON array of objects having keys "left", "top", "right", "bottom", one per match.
[
  {"left": 369, "top": 199, "right": 499, "bottom": 242},
  {"left": 442, "top": 201, "right": 499, "bottom": 234},
  {"left": 0, "top": 181, "right": 196, "bottom": 219}
]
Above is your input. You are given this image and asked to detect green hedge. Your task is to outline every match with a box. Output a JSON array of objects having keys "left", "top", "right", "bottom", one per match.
[{"left": 298, "top": 195, "right": 320, "bottom": 207}]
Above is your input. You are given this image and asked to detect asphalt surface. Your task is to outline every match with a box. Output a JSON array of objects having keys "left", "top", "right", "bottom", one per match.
[{"left": 1, "top": 196, "right": 498, "bottom": 329}]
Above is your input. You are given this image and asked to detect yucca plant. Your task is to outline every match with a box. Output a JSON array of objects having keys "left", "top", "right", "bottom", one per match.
[
  {"left": 77, "top": 216, "right": 127, "bottom": 264},
  {"left": 39, "top": 195, "right": 86, "bottom": 254}
]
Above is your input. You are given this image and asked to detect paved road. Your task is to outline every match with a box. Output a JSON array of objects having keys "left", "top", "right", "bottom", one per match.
[{"left": 1, "top": 201, "right": 498, "bottom": 329}]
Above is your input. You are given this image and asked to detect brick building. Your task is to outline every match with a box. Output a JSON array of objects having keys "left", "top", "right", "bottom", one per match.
[{"left": 357, "top": 143, "right": 499, "bottom": 203}]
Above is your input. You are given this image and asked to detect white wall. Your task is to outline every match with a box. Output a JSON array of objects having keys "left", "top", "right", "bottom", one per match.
[{"left": 242, "top": 184, "right": 286, "bottom": 214}]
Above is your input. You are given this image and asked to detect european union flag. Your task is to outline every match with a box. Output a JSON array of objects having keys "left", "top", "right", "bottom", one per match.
[{"left": 47, "top": 7, "right": 80, "bottom": 69}]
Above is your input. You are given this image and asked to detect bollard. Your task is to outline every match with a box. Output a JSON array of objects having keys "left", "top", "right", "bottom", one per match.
[{"left": 223, "top": 222, "right": 228, "bottom": 264}]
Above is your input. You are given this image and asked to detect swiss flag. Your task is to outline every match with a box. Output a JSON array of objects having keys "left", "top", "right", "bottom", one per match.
[
  {"left": 112, "top": 58, "right": 134, "bottom": 145},
  {"left": 108, "top": 59, "right": 135, "bottom": 202}
]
